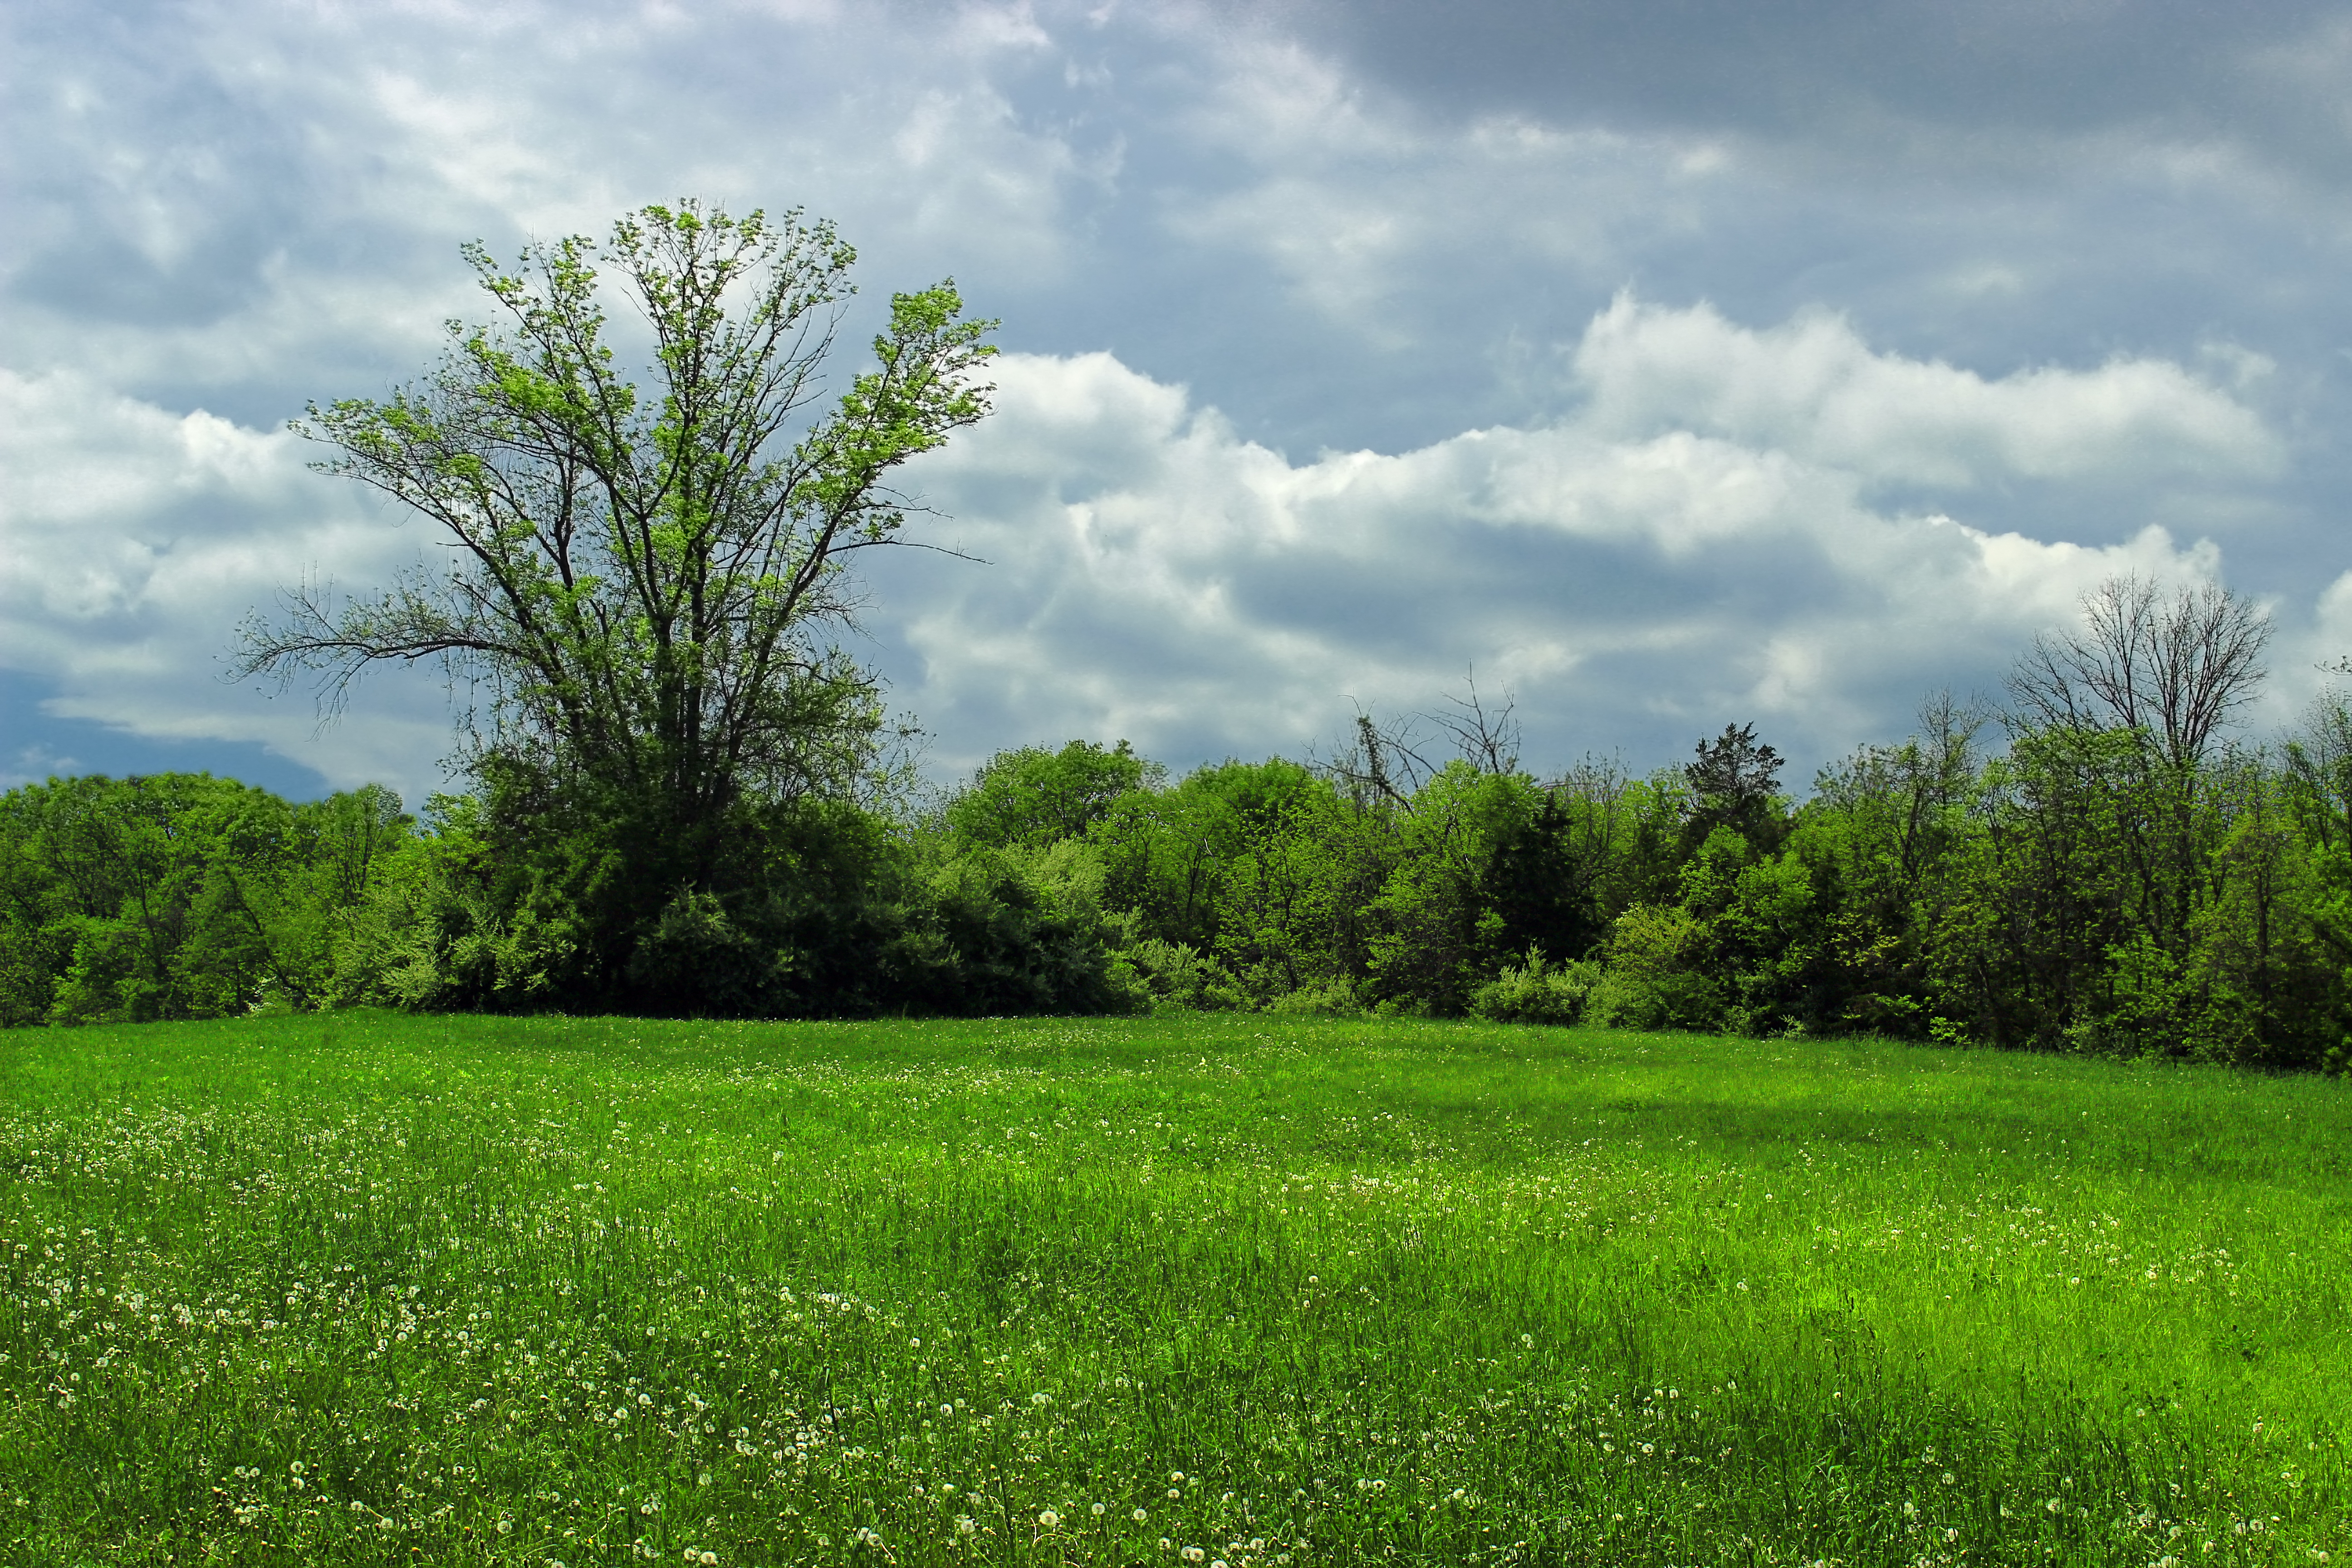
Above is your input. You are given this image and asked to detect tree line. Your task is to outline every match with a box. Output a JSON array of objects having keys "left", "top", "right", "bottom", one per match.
[{"left": 7, "top": 574, "right": 2352, "bottom": 1073}]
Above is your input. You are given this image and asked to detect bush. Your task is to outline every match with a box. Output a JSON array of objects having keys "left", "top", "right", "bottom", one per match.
[
  {"left": 322, "top": 794, "right": 581, "bottom": 1014},
  {"left": 1267, "top": 978, "right": 1366, "bottom": 1017},
  {"left": 1584, "top": 903, "right": 1726, "bottom": 1032},
  {"left": 625, "top": 890, "right": 795, "bottom": 1017},
  {"left": 1119, "top": 938, "right": 1243, "bottom": 1012},
  {"left": 1468, "top": 949, "right": 1598, "bottom": 1026},
  {"left": 892, "top": 839, "right": 1144, "bottom": 1017}
]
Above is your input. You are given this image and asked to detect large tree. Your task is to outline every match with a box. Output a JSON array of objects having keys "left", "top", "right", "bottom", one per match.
[{"left": 238, "top": 201, "right": 995, "bottom": 896}]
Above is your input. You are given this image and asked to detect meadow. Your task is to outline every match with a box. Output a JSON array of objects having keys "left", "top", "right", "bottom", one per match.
[{"left": 1, "top": 1014, "right": 2345, "bottom": 1567}]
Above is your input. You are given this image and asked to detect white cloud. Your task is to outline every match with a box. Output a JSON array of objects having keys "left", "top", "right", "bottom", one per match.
[
  {"left": 0, "top": 369, "right": 453, "bottom": 795},
  {"left": 1570, "top": 295, "right": 2285, "bottom": 490},
  {"left": 1166, "top": 35, "right": 1711, "bottom": 331},
  {"left": 1, "top": 0, "right": 1107, "bottom": 406},
  {"left": 1, "top": 296, "right": 2291, "bottom": 796},
  {"left": 883, "top": 304, "right": 2274, "bottom": 774}
]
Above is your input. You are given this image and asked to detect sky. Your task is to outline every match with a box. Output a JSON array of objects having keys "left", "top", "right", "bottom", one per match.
[{"left": 8, "top": 0, "right": 2352, "bottom": 805}]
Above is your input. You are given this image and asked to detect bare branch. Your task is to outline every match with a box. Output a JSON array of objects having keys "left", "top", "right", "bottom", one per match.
[
  {"left": 2007, "top": 574, "right": 2270, "bottom": 767},
  {"left": 1422, "top": 667, "right": 1522, "bottom": 777},
  {"left": 1313, "top": 707, "right": 1439, "bottom": 808}
]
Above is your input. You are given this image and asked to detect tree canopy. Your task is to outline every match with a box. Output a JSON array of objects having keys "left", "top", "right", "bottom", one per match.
[{"left": 238, "top": 199, "right": 995, "bottom": 878}]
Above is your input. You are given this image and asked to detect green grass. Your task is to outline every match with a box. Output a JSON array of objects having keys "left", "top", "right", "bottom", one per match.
[{"left": 2, "top": 1013, "right": 2347, "bottom": 1567}]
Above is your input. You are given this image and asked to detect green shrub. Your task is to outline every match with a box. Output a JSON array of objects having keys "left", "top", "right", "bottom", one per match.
[
  {"left": 897, "top": 839, "right": 1143, "bottom": 1017},
  {"left": 1119, "top": 938, "right": 1243, "bottom": 1012},
  {"left": 1267, "top": 977, "right": 1365, "bottom": 1017},
  {"left": 1467, "top": 949, "right": 1598, "bottom": 1025},
  {"left": 1586, "top": 903, "right": 1726, "bottom": 1031}
]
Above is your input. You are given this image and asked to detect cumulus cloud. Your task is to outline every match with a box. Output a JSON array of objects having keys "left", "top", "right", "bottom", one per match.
[
  {"left": 0, "top": 286, "right": 2298, "bottom": 798},
  {"left": 1570, "top": 295, "right": 2285, "bottom": 490},
  {"left": 0, "top": 368, "right": 452, "bottom": 796},
  {"left": 1166, "top": 33, "right": 1722, "bottom": 341},
  {"left": 1297, "top": 0, "right": 2352, "bottom": 194},
  {"left": 881, "top": 299, "right": 2268, "bottom": 776},
  {"left": 1, "top": 0, "right": 1110, "bottom": 416}
]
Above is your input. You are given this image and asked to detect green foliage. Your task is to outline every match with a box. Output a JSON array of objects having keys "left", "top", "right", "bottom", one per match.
[
  {"left": 323, "top": 791, "right": 586, "bottom": 1013},
  {"left": 943, "top": 739, "right": 1162, "bottom": 848},
  {"left": 1357, "top": 763, "right": 1534, "bottom": 1013},
  {"left": 0, "top": 773, "right": 411, "bottom": 1027},
  {"left": 1477, "top": 789, "right": 1604, "bottom": 971},
  {"left": 0, "top": 770, "right": 1152, "bottom": 1027},
  {"left": 895, "top": 839, "right": 1146, "bottom": 1017},
  {"left": 1588, "top": 900, "right": 1725, "bottom": 1031},
  {"left": 1116, "top": 936, "right": 1243, "bottom": 1012},
  {"left": 24, "top": 613, "right": 2352, "bottom": 1063},
  {"left": 235, "top": 199, "right": 995, "bottom": 1013},
  {"left": 1684, "top": 720, "right": 1789, "bottom": 853},
  {"left": 1264, "top": 975, "right": 1369, "bottom": 1016},
  {"left": 337, "top": 794, "right": 1142, "bottom": 1020},
  {"left": 1467, "top": 947, "right": 1598, "bottom": 1024}
]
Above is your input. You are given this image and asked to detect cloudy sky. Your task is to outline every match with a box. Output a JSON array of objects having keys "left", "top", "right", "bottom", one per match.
[{"left": 9, "top": 0, "right": 2352, "bottom": 803}]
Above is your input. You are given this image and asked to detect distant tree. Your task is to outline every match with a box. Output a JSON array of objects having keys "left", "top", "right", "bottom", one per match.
[
  {"left": 0, "top": 774, "right": 410, "bottom": 1026},
  {"left": 1999, "top": 577, "right": 2274, "bottom": 1003},
  {"left": 1684, "top": 722, "right": 1786, "bottom": 850},
  {"left": 2283, "top": 689, "right": 2352, "bottom": 853},
  {"left": 1479, "top": 789, "right": 1602, "bottom": 963},
  {"left": 1424, "top": 669, "right": 1521, "bottom": 778}
]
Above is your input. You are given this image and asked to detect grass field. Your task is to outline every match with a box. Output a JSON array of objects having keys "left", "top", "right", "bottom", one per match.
[{"left": 1, "top": 1013, "right": 2346, "bottom": 1566}]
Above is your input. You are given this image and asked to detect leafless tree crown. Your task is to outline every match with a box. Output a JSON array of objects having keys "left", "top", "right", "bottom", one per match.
[
  {"left": 2007, "top": 575, "right": 2272, "bottom": 767},
  {"left": 1425, "top": 668, "right": 1522, "bottom": 778}
]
